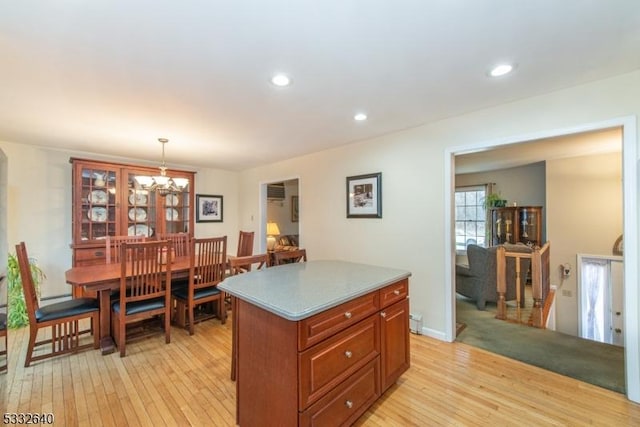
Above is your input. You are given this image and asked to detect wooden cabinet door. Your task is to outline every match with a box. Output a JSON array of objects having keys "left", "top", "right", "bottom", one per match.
[
  {"left": 380, "top": 298, "right": 410, "bottom": 391},
  {"left": 122, "top": 167, "right": 159, "bottom": 238},
  {"left": 73, "top": 161, "right": 120, "bottom": 245},
  {"left": 491, "top": 207, "right": 518, "bottom": 245},
  {"left": 518, "top": 206, "right": 542, "bottom": 246},
  {"left": 122, "top": 167, "right": 194, "bottom": 238}
]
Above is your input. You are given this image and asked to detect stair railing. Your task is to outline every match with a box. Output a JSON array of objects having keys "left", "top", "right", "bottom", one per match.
[{"left": 496, "top": 242, "right": 551, "bottom": 328}]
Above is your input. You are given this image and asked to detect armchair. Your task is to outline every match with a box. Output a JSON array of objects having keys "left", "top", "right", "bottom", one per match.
[{"left": 456, "top": 244, "right": 532, "bottom": 310}]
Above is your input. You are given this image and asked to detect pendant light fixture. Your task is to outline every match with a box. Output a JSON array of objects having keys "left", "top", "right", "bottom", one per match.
[{"left": 134, "top": 138, "right": 189, "bottom": 196}]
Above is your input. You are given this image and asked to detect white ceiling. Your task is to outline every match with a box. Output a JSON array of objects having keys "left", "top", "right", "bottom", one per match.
[{"left": 1, "top": 1, "right": 639, "bottom": 171}]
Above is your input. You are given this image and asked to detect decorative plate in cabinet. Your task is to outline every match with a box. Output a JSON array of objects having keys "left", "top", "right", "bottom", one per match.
[
  {"left": 88, "top": 207, "right": 108, "bottom": 222},
  {"left": 166, "top": 208, "right": 179, "bottom": 221},
  {"left": 129, "top": 192, "right": 148, "bottom": 206},
  {"left": 88, "top": 190, "right": 108, "bottom": 205},
  {"left": 128, "top": 207, "right": 147, "bottom": 221}
]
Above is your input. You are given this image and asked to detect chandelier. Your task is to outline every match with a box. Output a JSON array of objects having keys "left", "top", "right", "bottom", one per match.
[{"left": 134, "top": 138, "right": 189, "bottom": 197}]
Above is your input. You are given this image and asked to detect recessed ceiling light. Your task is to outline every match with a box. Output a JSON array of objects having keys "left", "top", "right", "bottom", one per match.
[
  {"left": 271, "top": 73, "right": 291, "bottom": 87},
  {"left": 354, "top": 113, "right": 368, "bottom": 121},
  {"left": 489, "top": 63, "right": 514, "bottom": 77}
]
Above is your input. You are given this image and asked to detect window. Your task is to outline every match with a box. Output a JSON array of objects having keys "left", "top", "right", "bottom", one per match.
[{"left": 455, "top": 186, "right": 486, "bottom": 251}]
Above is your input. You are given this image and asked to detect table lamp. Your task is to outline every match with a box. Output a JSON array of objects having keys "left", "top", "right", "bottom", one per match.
[{"left": 266, "top": 222, "right": 281, "bottom": 250}]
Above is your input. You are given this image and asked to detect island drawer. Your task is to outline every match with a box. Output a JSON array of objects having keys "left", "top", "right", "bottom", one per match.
[
  {"left": 299, "top": 358, "right": 380, "bottom": 427},
  {"left": 379, "top": 278, "right": 408, "bottom": 308},
  {"left": 298, "top": 292, "right": 379, "bottom": 351},
  {"left": 299, "top": 314, "right": 379, "bottom": 409}
]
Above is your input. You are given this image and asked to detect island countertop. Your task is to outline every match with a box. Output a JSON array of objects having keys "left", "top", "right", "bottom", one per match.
[{"left": 218, "top": 260, "right": 411, "bottom": 321}]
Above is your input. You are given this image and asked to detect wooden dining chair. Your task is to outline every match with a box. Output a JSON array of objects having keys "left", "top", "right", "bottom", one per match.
[
  {"left": 16, "top": 242, "right": 100, "bottom": 367},
  {"left": 273, "top": 248, "right": 307, "bottom": 265},
  {"left": 157, "top": 232, "right": 191, "bottom": 292},
  {"left": 0, "top": 312, "right": 7, "bottom": 373},
  {"left": 234, "top": 230, "right": 255, "bottom": 273},
  {"left": 237, "top": 231, "right": 254, "bottom": 257},
  {"left": 111, "top": 240, "right": 173, "bottom": 357},
  {"left": 105, "top": 235, "right": 146, "bottom": 264},
  {"left": 157, "top": 232, "right": 191, "bottom": 257},
  {"left": 228, "top": 253, "right": 270, "bottom": 381},
  {"left": 172, "top": 236, "right": 228, "bottom": 335}
]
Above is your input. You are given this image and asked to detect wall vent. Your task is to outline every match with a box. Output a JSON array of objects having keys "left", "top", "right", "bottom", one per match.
[{"left": 267, "top": 183, "right": 285, "bottom": 200}]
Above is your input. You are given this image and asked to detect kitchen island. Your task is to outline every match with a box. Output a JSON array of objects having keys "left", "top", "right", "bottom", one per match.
[{"left": 219, "top": 260, "right": 411, "bottom": 426}]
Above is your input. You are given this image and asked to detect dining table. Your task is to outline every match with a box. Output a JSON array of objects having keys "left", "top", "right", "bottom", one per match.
[
  {"left": 66, "top": 254, "right": 238, "bottom": 355},
  {"left": 65, "top": 256, "right": 194, "bottom": 355}
]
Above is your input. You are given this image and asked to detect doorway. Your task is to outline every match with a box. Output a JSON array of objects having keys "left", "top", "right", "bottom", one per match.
[
  {"left": 444, "top": 117, "right": 638, "bottom": 402},
  {"left": 259, "top": 178, "right": 299, "bottom": 252}
]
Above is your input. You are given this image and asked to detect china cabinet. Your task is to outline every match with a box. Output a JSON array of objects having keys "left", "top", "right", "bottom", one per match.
[
  {"left": 70, "top": 158, "right": 195, "bottom": 269},
  {"left": 490, "top": 206, "right": 543, "bottom": 246}
]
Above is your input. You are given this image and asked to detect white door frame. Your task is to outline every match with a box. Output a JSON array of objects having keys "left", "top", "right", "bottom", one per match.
[{"left": 444, "top": 116, "right": 639, "bottom": 402}]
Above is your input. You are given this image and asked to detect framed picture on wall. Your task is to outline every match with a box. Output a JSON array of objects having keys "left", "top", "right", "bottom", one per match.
[
  {"left": 346, "top": 172, "right": 382, "bottom": 218},
  {"left": 291, "top": 195, "right": 299, "bottom": 222},
  {"left": 196, "top": 194, "right": 223, "bottom": 222}
]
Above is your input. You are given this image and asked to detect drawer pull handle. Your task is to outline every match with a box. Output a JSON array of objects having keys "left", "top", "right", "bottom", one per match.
[
  {"left": 345, "top": 350, "right": 353, "bottom": 359},
  {"left": 344, "top": 311, "right": 352, "bottom": 319},
  {"left": 380, "top": 312, "right": 387, "bottom": 318},
  {"left": 95, "top": 251, "right": 105, "bottom": 257},
  {"left": 345, "top": 400, "right": 353, "bottom": 409},
  {"left": 393, "top": 289, "right": 401, "bottom": 295}
]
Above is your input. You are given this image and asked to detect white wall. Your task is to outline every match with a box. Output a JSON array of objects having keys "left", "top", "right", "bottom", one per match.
[
  {"left": 238, "top": 70, "right": 640, "bottom": 343},
  {"left": 0, "top": 141, "right": 240, "bottom": 298},
  {"left": 547, "top": 152, "right": 623, "bottom": 336}
]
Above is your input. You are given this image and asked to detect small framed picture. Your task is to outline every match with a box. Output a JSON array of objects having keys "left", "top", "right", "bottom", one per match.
[
  {"left": 346, "top": 172, "right": 382, "bottom": 218},
  {"left": 196, "top": 194, "right": 223, "bottom": 223},
  {"left": 291, "top": 195, "right": 299, "bottom": 222}
]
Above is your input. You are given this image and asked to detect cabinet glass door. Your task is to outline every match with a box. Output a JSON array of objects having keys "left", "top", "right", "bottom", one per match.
[
  {"left": 519, "top": 208, "right": 539, "bottom": 245},
  {"left": 80, "top": 166, "right": 117, "bottom": 242},
  {"left": 164, "top": 189, "right": 190, "bottom": 234},
  {"left": 492, "top": 208, "right": 516, "bottom": 245},
  {"left": 127, "top": 172, "right": 157, "bottom": 238}
]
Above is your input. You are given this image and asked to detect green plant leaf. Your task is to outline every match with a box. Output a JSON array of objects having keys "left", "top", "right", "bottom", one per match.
[{"left": 6, "top": 252, "right": 45, "bottom": 329}]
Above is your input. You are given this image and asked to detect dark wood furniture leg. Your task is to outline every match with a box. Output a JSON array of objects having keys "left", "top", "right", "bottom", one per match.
[{"left": 98, "top": 289, "right": 115, "bottom": 355}]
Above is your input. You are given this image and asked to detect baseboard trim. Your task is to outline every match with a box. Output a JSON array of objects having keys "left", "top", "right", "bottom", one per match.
[{"left": 419, "top": 326, "right": 447, "bottom": 341}]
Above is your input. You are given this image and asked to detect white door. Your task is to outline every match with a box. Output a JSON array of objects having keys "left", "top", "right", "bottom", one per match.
[{"left": 578, "top": 254, "right": 624, "bottom": 347}]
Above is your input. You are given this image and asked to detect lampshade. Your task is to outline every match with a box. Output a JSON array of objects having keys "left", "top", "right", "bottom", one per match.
[{"left": 266, "top": 222, "right": 281, "bottom": 236}]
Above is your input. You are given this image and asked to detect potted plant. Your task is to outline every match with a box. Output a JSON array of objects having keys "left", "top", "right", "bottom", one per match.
[
  {"left": 6, "top": 252, "right": 45, "bottom": 329},
  {"left": 483, "top": 192, "right": 507, "bottom": 209}
]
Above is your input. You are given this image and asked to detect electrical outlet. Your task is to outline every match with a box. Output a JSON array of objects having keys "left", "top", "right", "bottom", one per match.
[{"left": 562, "top": 289, "right": 572, "bottom": 297}]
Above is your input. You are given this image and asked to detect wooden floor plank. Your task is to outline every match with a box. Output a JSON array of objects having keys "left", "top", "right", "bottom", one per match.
[{"left": 2, "top": 318, "right": 640, "bottom": 426}]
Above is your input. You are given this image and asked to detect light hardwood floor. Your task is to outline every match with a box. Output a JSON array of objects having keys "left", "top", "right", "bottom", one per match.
[{"left": 2, "top": 318, "right": 640, "bottom": 426}]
